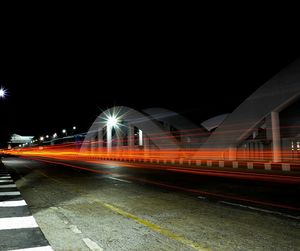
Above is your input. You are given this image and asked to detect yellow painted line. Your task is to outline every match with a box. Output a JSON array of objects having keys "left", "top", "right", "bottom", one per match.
[
  {"left": 102, "top": 202, "right": 211, "bottom": 251},
  {"left": 25, "top": 165, "right": 212, "bottom": 250}
]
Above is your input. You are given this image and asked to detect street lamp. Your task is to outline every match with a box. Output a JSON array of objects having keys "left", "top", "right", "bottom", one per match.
[
  {"left": 62, "top": 129, "right": 67, "bottom": 137},
  {"left": 106, "top": 115, "right": 119, "bottom": 152},
  {"left": 73, "top": 126, "right": 76, "bottom": 130},
  {"left": 0, "top": 87, "right": 7, "bottom": 99}
]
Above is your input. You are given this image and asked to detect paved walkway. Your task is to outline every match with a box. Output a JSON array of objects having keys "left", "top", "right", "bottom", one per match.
[{"left": 0, "top": 160, "right": 52, "bottom": 251}]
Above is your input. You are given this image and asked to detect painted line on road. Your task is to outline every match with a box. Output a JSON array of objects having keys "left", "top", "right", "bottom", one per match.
[
  {"left": 0, "top": 216, "right": 38, "bottom": 230},
  {"left": 82, "top": 238, "right": 103, "bottom": 251},
  {"left": 0, "top": 176, "right": 12, "bottom": 179},
  {"left": 0, "top": 184, "right": 17, "bottom": 188},
  {"left": 102, "top": 202, "right": 211, "bottom": 251},
  {"left": 220, "top": 201, "right": 300, "bottom": 220},
  {"left": 0, "top": 200, "right": 27, "bottom": 207},
  {"left": 0, "top": 179, "right": 13, "bottom": 183},
  {"left": 23, "top": 158, "right": 209, "bottom": 251},
  {"left": 197, "top": 196, "right": 206, "bottom": 200},
  {"left": 0, "top": 191, "right": 21, "bottom": 196},
  {"left": 9, "top": 246, "right": 54, "bottom": 251},
  {"left": 108, "top": 176, "right": 132, "bottom": 183}
]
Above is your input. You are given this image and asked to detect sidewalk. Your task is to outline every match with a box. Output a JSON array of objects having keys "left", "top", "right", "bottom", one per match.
[{"left": 0, "top": 160, "right": 53, "bottom": 251}]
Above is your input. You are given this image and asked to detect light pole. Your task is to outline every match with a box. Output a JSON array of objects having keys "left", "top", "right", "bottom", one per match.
[{"left": 106, "top": 116, "right": 119, "bottom": 152}]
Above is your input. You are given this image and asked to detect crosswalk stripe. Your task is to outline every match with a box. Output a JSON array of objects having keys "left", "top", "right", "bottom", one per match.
[
  {"left": 0, "top": 216, "right": 38, "bottom": 230},
  {"left": 8, "top": 246, "right": 53, "bottom": 251},
  {"left": 0, "top": 184, "right": 17, "bottom": 188},
  {"left": 9, "top": 246, "right": 54, "bottom": 251},
  {"left": 0, "top": 200, "right": 27, "bottom": 207},
  {"left": 0, "top": 191, "right": 21, "bottom": 196},
  {"left": 0, "top": 179, "right": 13, "bottom": 183}
]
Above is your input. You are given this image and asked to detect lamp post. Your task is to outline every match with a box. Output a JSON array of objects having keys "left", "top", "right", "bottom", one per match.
[{"left": 106, "top": 116, "right": 119, "bottom": 152}]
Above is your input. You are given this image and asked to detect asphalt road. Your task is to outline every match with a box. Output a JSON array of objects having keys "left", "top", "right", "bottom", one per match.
[{"left": 2, "top": 156, "right": 300, "bottom": 251}]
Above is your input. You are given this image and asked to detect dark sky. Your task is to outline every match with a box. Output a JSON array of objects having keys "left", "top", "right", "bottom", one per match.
[{"left": 0, "top": 21, "right": 299, "bottom": 147}]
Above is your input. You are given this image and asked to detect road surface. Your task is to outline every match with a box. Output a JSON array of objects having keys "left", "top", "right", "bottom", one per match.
[{"left": 2, "top": 156, "right": 300, "bottom": 251}]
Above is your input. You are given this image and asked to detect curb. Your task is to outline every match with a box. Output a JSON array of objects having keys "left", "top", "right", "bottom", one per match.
[
  {"left": 0, "top": 160, "right": 53, "bottom": 251},
  {"left": 81, "top": 155, "right": 300, "bottom": 172}
]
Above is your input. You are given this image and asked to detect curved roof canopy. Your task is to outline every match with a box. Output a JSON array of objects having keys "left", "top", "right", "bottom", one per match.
[
  {"left": 201, "top": 58, "right": 300, "bottom": 149},
  {"left": 201, "top": 114, "right": 229, "bottom": 132}
]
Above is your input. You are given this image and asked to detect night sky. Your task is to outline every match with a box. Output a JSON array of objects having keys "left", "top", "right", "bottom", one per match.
[{"left": 0, "top": 24, "right": 299, "bottom": 147}]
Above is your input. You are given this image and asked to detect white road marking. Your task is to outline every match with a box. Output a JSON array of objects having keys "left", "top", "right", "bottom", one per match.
[
  {"left": 0, "top": 191, "right": 21, "bottom": 196},
  {"left": 220, "top": 201, "right": 300, "bottom": 220},
  {"left": 108, "top": 176, "right": 132, "bottom": 183},
  {"left": 0, "top": 176, "right": 11, "bottom": 179},
  {"left": 0, "top": 200, "right": 27, "bottom": 207},
  {"left": 197, "top": 196, "right": 206, "bottom": 200},
  {"left": 0, "top": 184, "right": 17, "bottom": 188},
  {"left": 0, "top": 179, "right": 13, "bottom": 183},
  {"left": 83, "top": 238, "right": 103, "bottom": 251},
  {"left": 0, "top": 216, "right": 38, "bottom": 230},
  {"left": 70, "top": 224, "right": 82, "bottom": 234},
  {"left": 9, "top": 246, "right": 54, "bottom": 251}
]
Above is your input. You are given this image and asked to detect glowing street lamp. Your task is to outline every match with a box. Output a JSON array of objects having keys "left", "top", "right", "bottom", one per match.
[
  {"left": 62, "top": 129, "right": 67, "bottom": 137},
  {"left": 106, "top": 115, "right": 119, "bottom": 152},
  {"left": 40, "top": 136, "right": 44, "bottom": 141},
  {"left": 73, "top": 126, "right": 76, "bottom": 130},
  {"left": 0, "top": 87, "right": 7, "bottom": 99}
]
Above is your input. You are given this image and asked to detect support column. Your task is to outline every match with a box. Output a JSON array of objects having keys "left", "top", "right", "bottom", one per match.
[
  {"left": 107, "top": 125, "right": 112, "bottom": 153},
  {"left": 116, "top": 132, "right": 122, "bottom": 148},
  {"left": 98, "top": 129, "right": 103, "bottom": 149},
  {"left": 228, "top": 146, "right": 237, "bottom": 161},
  {"left": 90, "top": 135, "right": 96, "bottom": 153},
  {"left": 271, "top": 111, "right": 281, "bottom": 162},
  {"left": 128, "top": 125, "right": 134, "bottom": 150},
  {"left": 144, "top": 136, "right": 149, "bottom": 150},
  {"left": 138, "top": 129, "right": 143, "bottom": 146},
  {"left": 144, "top": 136, "right": 149, "bottom": 158}
]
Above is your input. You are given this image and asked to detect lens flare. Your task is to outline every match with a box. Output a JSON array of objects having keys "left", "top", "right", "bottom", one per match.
[{"left": 0, "top": 87, "right": 7, "bottom": 98}]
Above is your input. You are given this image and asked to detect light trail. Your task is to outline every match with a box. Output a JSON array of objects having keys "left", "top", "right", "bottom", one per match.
[
  {"left": 3, "top": 141, "right": 300, "bottom": 169},
  {"left": 17, "top": 156, "right": 300, "bottom": 213}
]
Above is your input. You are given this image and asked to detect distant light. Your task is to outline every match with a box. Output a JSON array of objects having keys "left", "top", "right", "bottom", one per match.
[
  {"left": 19, "top": 144, "right": 22, "bottom": 147},
  {"left": 46, "top": 135, "right": 49, "bottom": 138},
  {"left": 40, "top": 136, "right": 44, "bottom": 141},
  {"left": 0, "top": 87, "right": 7, "bottom": 99},
  {"left": 53, "top": 133, "right": 57, "bottom": 138},
  {"left": 73, "top": 126, "right": 76, "bottom": 130},
  {"left": 62, "top": 129, "right": 66, "bottom": 133}
]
